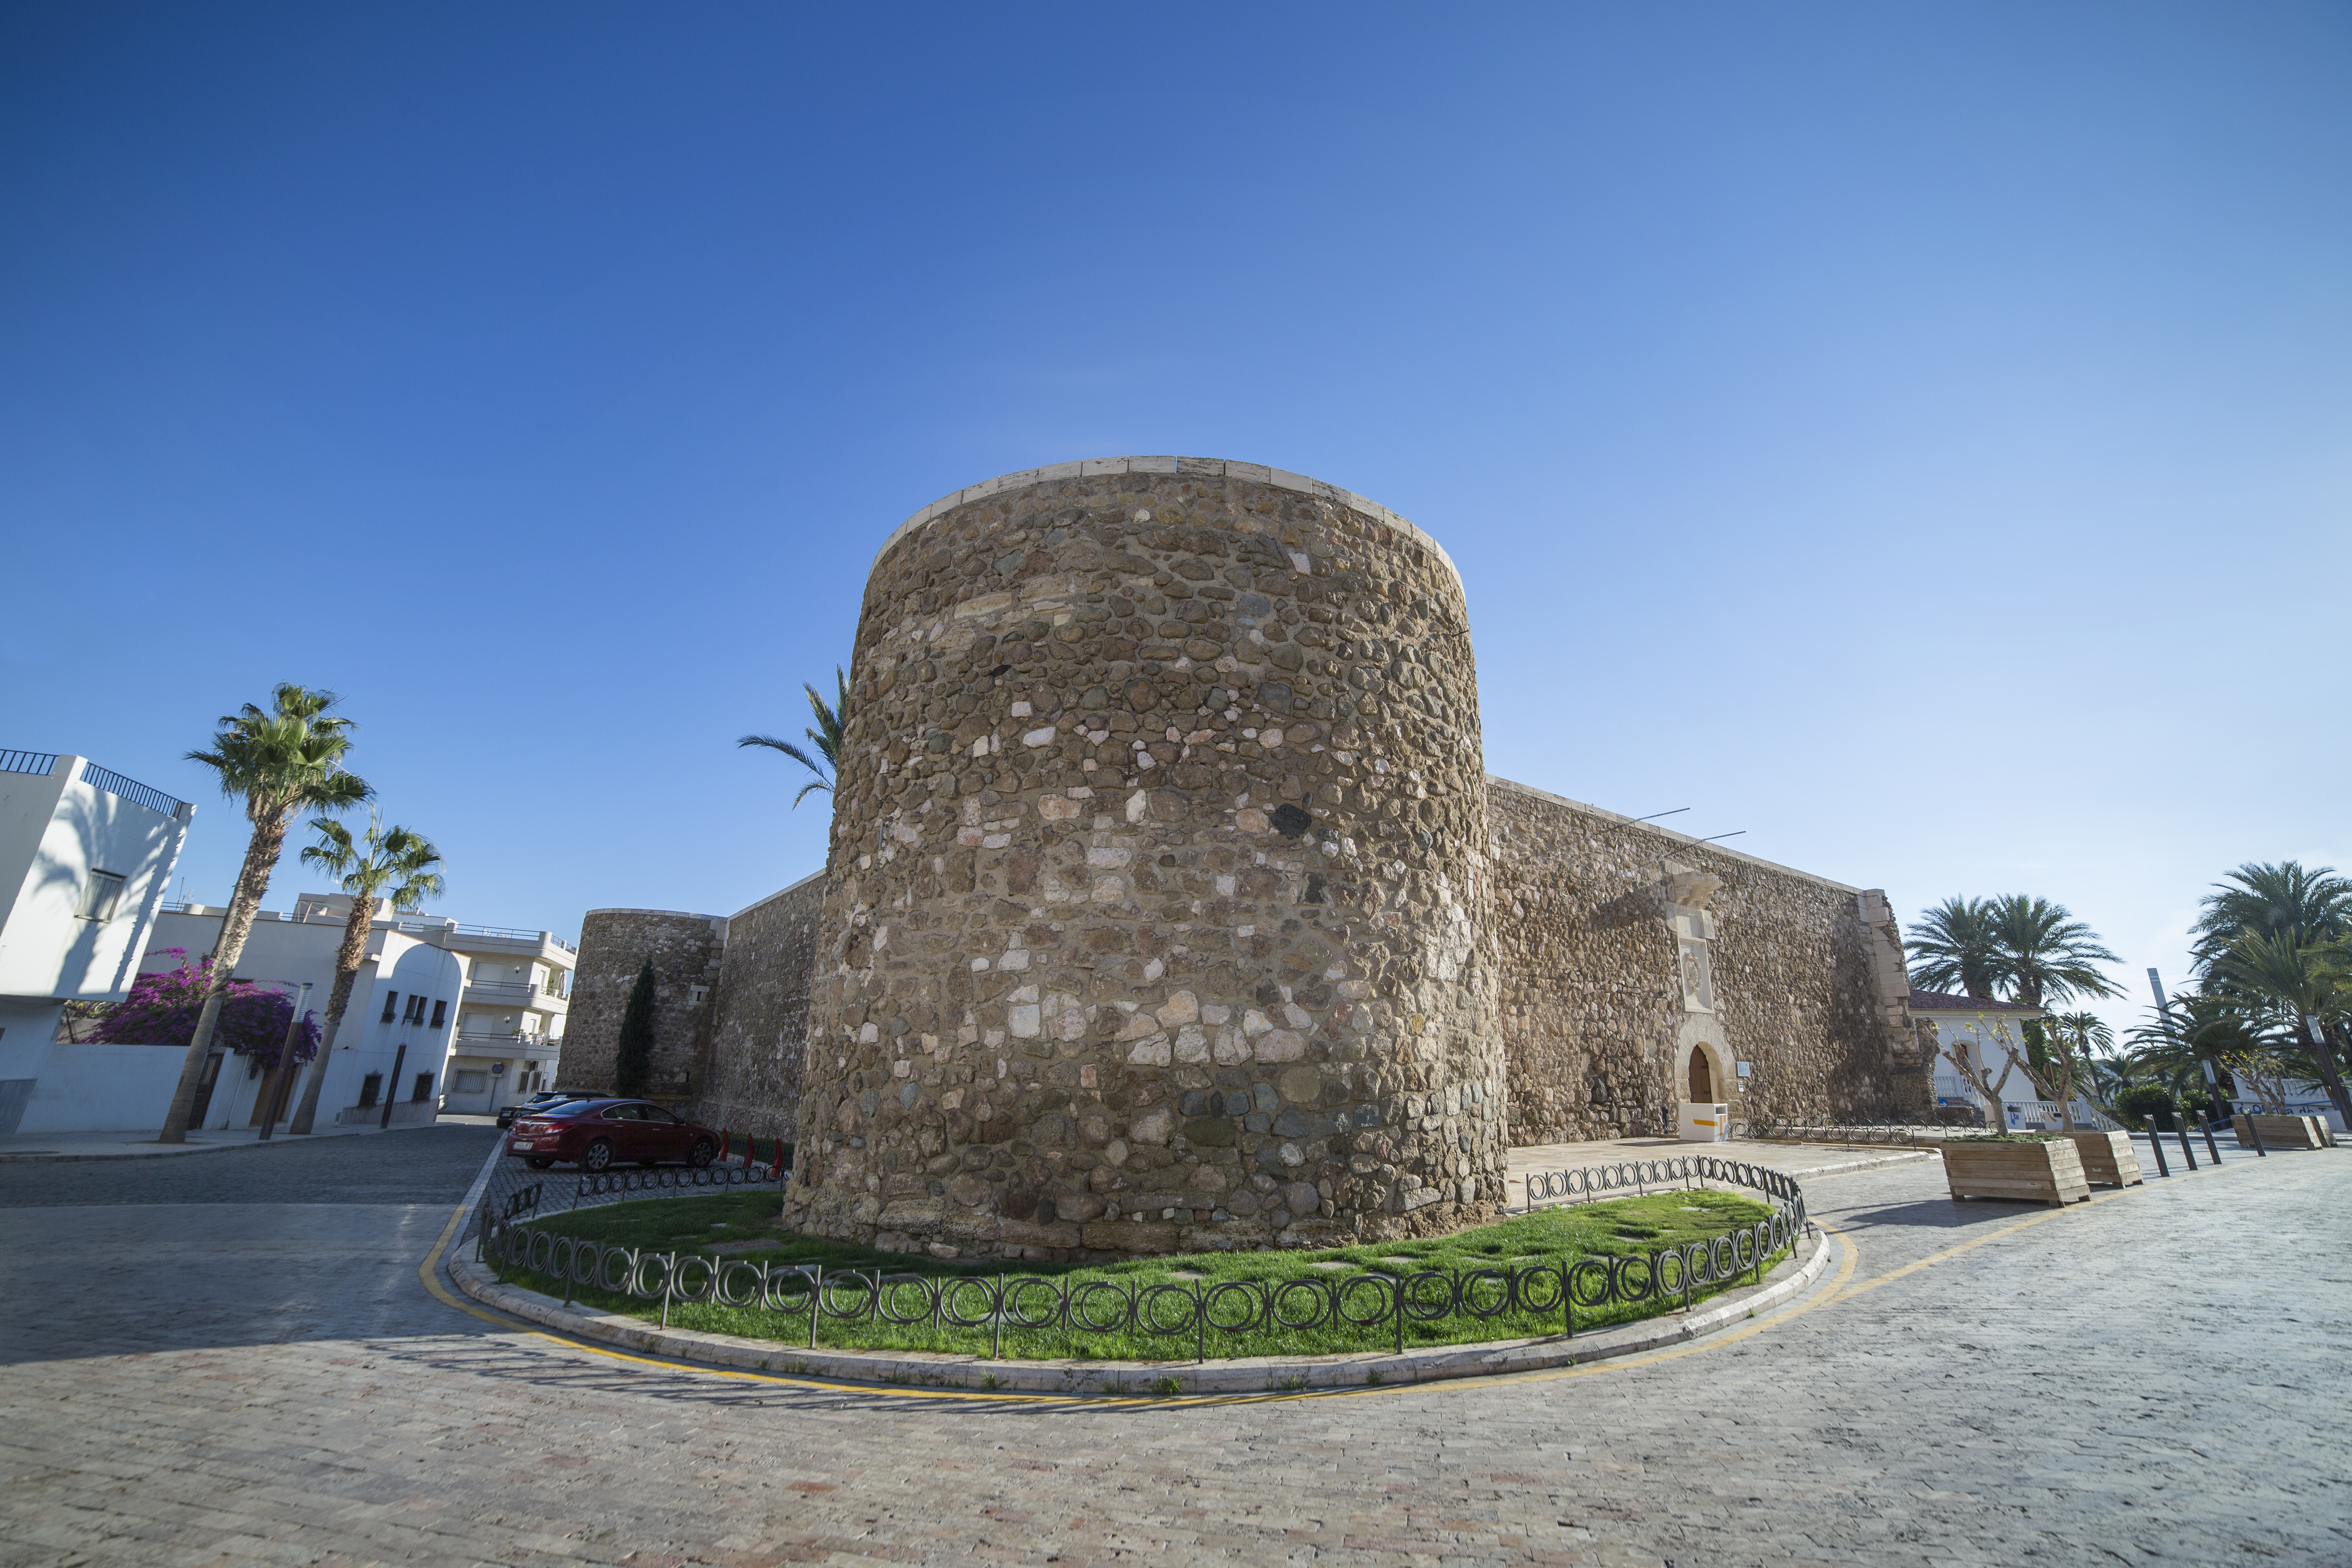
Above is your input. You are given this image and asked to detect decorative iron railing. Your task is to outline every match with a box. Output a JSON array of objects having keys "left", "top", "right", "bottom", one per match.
[
  {"left": 476, "top": 1159, "right": 1809, "bottom": 1362},
  {"left": 78, "top": 762, "right": 186, "bottom": 817}
]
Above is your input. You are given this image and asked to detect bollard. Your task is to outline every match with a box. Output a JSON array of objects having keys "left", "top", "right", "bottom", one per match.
[
  {"left": 659, "top": 1253, "right": 676, "bottom": 1329},
  {"left": 809, "top": 1263, "right": 822, "bottom": 1350},
  {"left": 2176, "top": 1116, "right": 2198, "bottom": 1171},
  {"left": 2201, "top": 1116, "right": 2223, "bottom": 1165},
  {"left": 2244, "top": 1114, "right": 2267, "bottom": 1156},
  {"left": 2144, "top": 1123, "right": 2171, "bottom": 1177},
  {"left": 992, "top": 1274, "right": 1004, "bottom": 1361}
]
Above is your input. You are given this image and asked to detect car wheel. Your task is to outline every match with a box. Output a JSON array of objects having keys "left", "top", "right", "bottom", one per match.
[
  {"left": 526, "top": 1157, "right": 554, "bottom": 1170},
  {"left": 688, "top": 1137, "right": 716, "bottom": 1169},
  {"left": 581, "top": 1138, "right": 614, "bottom": 1172}
]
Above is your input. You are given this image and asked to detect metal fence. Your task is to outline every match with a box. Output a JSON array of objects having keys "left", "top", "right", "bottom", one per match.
[
  {"left": 467, "top": 1152, "right": 784, "bottom": 1242},
  {"left": 475, "top": 1160, "right": 1810, "bottom": 1363},
  {"left": 1751, "top": 1118, "right": 1954, "bottom": 1146},
  {"left": 1517, "top": 1154, "right": 1808, "bottom": 1217}
]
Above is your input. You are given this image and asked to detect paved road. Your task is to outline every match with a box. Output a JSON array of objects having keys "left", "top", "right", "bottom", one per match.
[{"left": 2, "top": 1138, "right": 2345, "bottom": 1566}]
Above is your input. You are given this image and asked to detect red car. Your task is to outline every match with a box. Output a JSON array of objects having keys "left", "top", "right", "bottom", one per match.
[{"left": 505, "top": 1098, "right": 720, "bottom": 1172}]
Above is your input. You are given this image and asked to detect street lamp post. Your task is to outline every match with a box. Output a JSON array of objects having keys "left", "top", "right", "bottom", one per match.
[{"left": 256, "top": 981, "right": 313, "bottom": 1142}]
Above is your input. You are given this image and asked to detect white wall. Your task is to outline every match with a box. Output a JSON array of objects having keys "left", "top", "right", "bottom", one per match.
[{"left": 0, "top": 757, "right": 190, "bottom": 1002}]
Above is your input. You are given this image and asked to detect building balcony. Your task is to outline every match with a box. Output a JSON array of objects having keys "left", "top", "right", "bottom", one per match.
[
  {"left": 452, "top": 1029, "right": 561, "bottom": 1059},
  {"left": 462, "top": 979, "right": 570, "bottom": 1013}
]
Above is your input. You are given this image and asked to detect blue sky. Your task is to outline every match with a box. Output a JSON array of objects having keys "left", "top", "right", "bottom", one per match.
[{"left": 3, "top": 3, "right": 2345, "bottom": 1047}]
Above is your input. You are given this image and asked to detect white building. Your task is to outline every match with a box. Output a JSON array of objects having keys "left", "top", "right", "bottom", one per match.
[
  {"left": 0, "top": 752, "right": 194, "bottom": 1136},
  {"left": 1912, "top": 987, "right": 2114, "bottom": 1129},
  {"left": 289, "top": 893, "right": 571, "bottom": 1116},
  {"left": 146, "top": 903, "right": 466, "bottom": 1131}
]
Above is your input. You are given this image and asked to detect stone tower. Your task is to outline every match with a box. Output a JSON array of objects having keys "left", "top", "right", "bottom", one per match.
[{"left": 780, "top": 456, "right": 1505, "bottom": 1259}]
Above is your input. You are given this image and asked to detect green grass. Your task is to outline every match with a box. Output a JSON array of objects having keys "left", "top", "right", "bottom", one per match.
[{"left": 493, "top": 1187, "right": 1789, "bottom": 1362}]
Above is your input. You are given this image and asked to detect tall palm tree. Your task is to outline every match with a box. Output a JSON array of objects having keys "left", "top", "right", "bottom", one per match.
[
  {"left": 1904, "top": 896, "right": 2003, "bottom": 998},
  {"left": 2190, "top": 861, "right": 2351, "bottom": 967},
  {"left": 2208, "top": 928, "right": 2352, "bottom": 1128},
  {"left": 284, "top": 814, "right": 443, "bottom": 1136},
  {"left": 1985, "top": 895, "right": 2124, "bottom": 1009},
  {"left": 160, "top": 686, "right": 372, "bottom": 1142},
  {"left": 738, "top": 666, "right": 846, "bottom": 808}
]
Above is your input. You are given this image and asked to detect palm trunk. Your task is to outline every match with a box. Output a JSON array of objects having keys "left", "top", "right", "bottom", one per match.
[
  {"left": 287, "top": 899, "right": 375, "bottom": 1134},
  {"left": 2299, "top": 1015, "right": 2352, "bottom": 1131},
  {"left": 158, "top": 804, "right": 290, "bottom": 1141}
]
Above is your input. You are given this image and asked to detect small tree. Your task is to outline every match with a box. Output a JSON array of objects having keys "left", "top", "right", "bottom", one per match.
[{"left": 612, "top": 959, "right": 657, "bottom": 1097}]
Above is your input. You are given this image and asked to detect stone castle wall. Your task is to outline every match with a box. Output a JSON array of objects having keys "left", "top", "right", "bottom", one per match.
[
  {"left": 1488, "top": 780, "right": 1926, "bottom": 1143},
  {"left": 691, "top": 873, "right": 825, "bottom": 1145},
  {"left": 559, "top": 909, "right": 726, "bottom": 1100},
  {"left": 780, "top": 456, "right": 1507, "bottom": 1260},
  {"left": 555, "top": 457, "right": 1925, "bottom": 1259}
]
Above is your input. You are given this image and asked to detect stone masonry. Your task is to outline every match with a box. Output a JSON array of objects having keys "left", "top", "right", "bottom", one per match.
[
  {"left": 1489, "top": 779, "right": 1926, "bottom": 1145},
  {"left": 560, "top": 456, "right": 1923, "bottom": 1261},
  {"left": 782, "top": 456, "right": 1503, "bottom": 1260},
  {"left": 558, "top": 910, "right": 725, "bottom": 1104},
  {"left": 692, "top": 873, "right": 823, "bottom": 1146}
]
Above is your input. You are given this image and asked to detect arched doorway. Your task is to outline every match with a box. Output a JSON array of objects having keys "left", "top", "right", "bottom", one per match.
[{"left": 1687, "top": 1046, "right": 1714, "bottom": 1102}]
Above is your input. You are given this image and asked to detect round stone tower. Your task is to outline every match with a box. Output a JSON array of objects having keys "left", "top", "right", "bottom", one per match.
[{"left": 780, "top": 456, "right": 1502, "bottom": 1259}]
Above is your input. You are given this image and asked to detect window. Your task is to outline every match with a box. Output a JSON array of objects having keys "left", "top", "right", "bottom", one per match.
[
  {"left": 357, "top": 1072, "right": 382, "bottom": 1107},
  {"left": 688, "top": 985, "right": 709, "bottom": 1007},
  {"left": 402, "top": 994, "right": 428, "bottom": 1026},
  {"left": 601, "top": 1104, "right": 642, "bottom": 1120},
  {"left": 640, "top": 1105, "right": 678, "bottom": 1124},
  {"left": 411, "top": 1072, "right": 434, "bottom": 1102},
  {"left": 453, "top": 1071, "right": 489, "bottom": 1094},
  {"left": 381, "top": 993, "right": 399, "bottom": 1022},
  {"left": 76, "top": 871, "right": 126, "bottom": 922},
  {"left": 429, "top": 999, "right": 447, "bottom": 1028}
]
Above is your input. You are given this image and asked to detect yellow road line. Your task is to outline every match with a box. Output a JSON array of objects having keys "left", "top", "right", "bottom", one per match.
[{"left": 1827, "top": 1154, "right": 2244, "bottom": 1305}]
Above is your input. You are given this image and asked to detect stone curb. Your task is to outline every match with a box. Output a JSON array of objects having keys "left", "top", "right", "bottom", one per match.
[{"left": 446, "top": 1223, "right": 1833, "bottom": 1395}]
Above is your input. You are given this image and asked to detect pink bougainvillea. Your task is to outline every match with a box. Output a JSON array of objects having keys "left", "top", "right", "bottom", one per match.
[{"left": 91, "top": 948, "right": 320, "bottom": 1069}]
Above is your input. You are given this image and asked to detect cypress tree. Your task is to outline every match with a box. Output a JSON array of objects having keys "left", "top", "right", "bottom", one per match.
[{"left": 612, "top": 958, "right": 656, "bottom": 1097}]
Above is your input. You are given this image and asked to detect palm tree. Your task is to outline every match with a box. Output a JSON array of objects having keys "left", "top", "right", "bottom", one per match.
[
  {"left": 1984, "top": 895, "right": 2124, "bottom": 1009},
  {"left": 2189, "top": 861, "right": 2351, "bottom": 967},
  {"left": 284, "top": 814, "right": 444, "bottom": 1135},
  {"left": 1904, "top": 896, "right": 2003, "bottom": 998},
  {"left": 2207, "top": 927, "right": 2352, "bottom": 1128},
  {"left": 160, "top": 686, "right": 372, "bottom": 1142},
  {"left": 738, "top": 666, "right": 846, "bottom": 808}
]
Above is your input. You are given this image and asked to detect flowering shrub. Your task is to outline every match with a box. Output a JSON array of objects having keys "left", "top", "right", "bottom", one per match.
[{"left": 91, "top": 948, "right": 320, "bottom": 1069}]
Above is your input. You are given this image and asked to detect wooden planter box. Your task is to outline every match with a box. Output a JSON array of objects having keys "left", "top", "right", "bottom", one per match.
[
  {"left": 1940, "top": 1138, "right": 2091, "bottom": 1207},
  {"left": 2234, "top": 1114, "right": 2326, "bottom": 1151},
  {"left": 2059, "top": 1129, "right": 2142, "bottom": 1187}
]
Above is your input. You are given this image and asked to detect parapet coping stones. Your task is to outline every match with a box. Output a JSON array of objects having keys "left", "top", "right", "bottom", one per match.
[
  {"left": 1486, "top": 775, "right": 1868, "bottom": 895},
  {"left": 727, "top": 868, "right": 826, "bottom": 924},
  {"left": 445, "top": 1223, "right": 1833, "bottom": 1397},
  {"left": 871, "top": 455, "right": 1465, "bottom": 593},
  {"left": 580, "top": 907, "right": 733, "bottom": 934}
]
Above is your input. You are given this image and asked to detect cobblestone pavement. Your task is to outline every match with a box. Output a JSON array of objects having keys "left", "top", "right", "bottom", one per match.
[{"left": 2, "top": 1143, "right": 2345, "bottom": 1566}]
